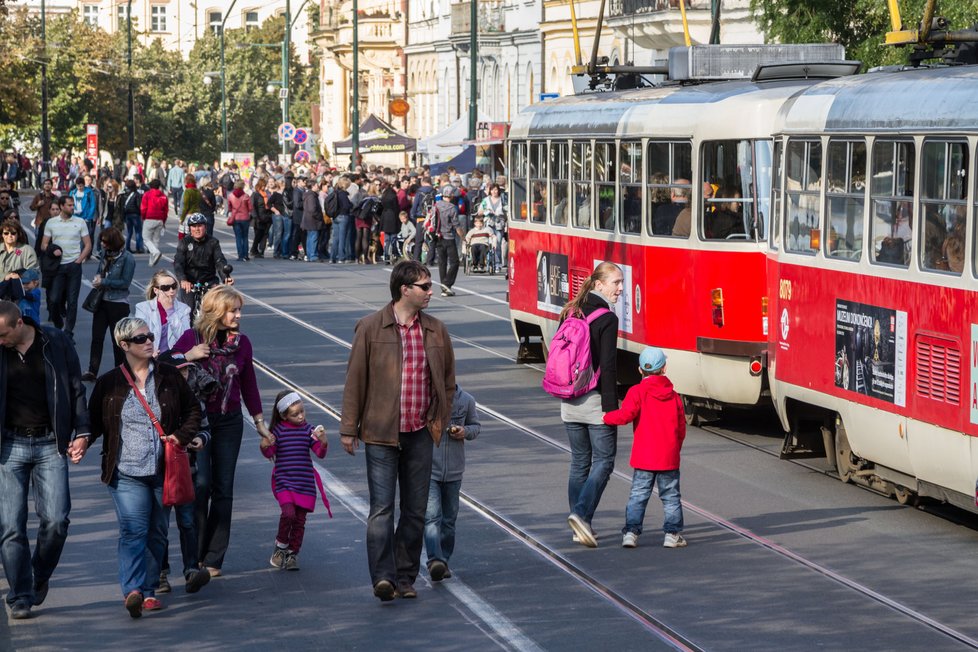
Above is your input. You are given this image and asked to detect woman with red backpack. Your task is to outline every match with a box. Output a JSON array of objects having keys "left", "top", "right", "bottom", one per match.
[{"left": 553, "top": 261, "right": 623, "bottom": 548}]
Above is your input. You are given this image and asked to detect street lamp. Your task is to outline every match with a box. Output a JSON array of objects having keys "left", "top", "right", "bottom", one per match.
[
  {"left": 40, "top": 0, "right": 50, "bottom": 180},
  {"left": 202, "top": 70, "right": 226, "bottom": 150},
  {"left": 239, "top": 42, "right": 290, "bottom": 157}
]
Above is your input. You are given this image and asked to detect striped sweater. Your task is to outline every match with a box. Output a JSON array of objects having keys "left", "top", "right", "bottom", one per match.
[{"left": 262, "top": 422, "right": 328, "bottom": 512}]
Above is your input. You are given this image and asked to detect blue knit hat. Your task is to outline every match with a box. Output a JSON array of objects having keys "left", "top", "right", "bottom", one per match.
[{"left": 639, "top": 347, "right": 666, "bottom": 373}]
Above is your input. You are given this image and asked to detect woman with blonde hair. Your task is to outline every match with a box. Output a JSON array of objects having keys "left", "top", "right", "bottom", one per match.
[
  {"left": 133, "top": 270, "right": 192, "bottom": 353},
  {"left": 172, "top": 285, "right": 271, "bottom": 577},
  {"left": 557, "top": 261, "right": 623, "bottom": 548}
]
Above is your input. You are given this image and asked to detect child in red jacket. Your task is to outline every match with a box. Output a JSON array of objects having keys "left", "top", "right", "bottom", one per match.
[{"left": 603, "top": 347, "right": 687, "bottom": 549}]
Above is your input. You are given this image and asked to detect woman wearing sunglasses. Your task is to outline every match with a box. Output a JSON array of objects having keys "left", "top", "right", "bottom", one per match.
[
  {"left": 88, "top": 317, "right": 202, "bottom": 618},
  {"left": 0, "top": 218, "right": 38, "bottom": 281},
  {"left": 82, "top": 227, "right": 135, "bottom": 382},
  {"left": 134, "top": 270, "right": 192, "bottom": 355}
]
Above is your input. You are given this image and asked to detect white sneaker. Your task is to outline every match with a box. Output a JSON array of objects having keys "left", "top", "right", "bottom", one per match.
[
  {"left": 567, "top": 513, "right": 597, "bottom": 548},
  {"left": 622, "top": 532, "right": 639, "bottom": 548},
  {"left": 150, "top": 252, "right": 162, "bottom": 267},
  {"left": 663, "top": 532, "right": 687, "bottom": 548}
]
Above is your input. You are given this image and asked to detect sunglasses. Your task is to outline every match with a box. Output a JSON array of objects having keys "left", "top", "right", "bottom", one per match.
[
  {"left": 157, "top": 282, "right": 177, "bottom": 292},
  {"left": 124, "top": 332, "right": 155, "bottom": 344},
  {"left": 2, "top": 231, "right": 16, "bottom": 236},
  {"left": 408, "top": 282, "right": 433, "bottom": 291}
]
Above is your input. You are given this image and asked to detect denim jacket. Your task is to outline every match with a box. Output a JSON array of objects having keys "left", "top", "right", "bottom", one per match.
[
  {"left": 431, "top": 386, "right": 480, "bottom": 483},
  {"left": 97, "top": 249, "right": 135, "bottom": 303}
]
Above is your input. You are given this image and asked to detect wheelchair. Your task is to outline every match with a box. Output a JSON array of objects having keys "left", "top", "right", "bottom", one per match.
[{"left": 462, "top": 240, "right": 496, "bottom": 276}]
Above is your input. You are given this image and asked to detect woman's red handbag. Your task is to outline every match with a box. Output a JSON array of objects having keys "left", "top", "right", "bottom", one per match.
[{"left": 121, "top": 365, "right": 195, "bottom": 506}]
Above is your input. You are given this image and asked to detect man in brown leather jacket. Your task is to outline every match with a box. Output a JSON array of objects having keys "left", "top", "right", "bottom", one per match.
[{"left": 340, "top": 260, "right": 454, "bottom": 602}]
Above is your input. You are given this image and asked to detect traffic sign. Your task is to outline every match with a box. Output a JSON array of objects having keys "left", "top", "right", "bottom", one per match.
[
  {"left": 294, "top": 150, "right": 310, "bottom": 163},
  {"left": 293, "top": 128, "right": 308, "bottom": 145},
  {"left": 278, "top": 122, "right": 296, "bottom": 141}
]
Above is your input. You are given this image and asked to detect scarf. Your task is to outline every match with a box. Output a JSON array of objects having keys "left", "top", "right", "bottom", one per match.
[
  {"left": 200, "top": 330, "right": 242, "bottom": 413},
  {"left": 232, "top": 188, "right": 245, "bottom": 198}
]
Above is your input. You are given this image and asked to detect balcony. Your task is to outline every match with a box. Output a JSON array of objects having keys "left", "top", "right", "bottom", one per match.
[
  {"left": 608, "top": 0, "right": 706, "bottom": 18},
  {"left": 451, "top": 1, "right": 505, "bottom": 35}
]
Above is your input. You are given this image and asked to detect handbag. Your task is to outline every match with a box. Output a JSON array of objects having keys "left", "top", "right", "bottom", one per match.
[
  {"left": 81, "top": 286, "right": 104, "bottom": 313},
  {"left": 120, "top": 365, "right": 195, "bottom": 507}
]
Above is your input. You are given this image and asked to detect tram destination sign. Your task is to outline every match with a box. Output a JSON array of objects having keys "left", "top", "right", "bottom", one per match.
[{"left": 834, "top": 299, "right": 907, "bottom": 407}]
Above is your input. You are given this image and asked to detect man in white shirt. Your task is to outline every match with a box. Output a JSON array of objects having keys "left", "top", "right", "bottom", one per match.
[{"left": 40, "top": 196, "right": 91, "bottom": 340}]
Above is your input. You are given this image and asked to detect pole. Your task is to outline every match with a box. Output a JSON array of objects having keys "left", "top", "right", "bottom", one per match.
[
  {"left": 41, "top": 0, "right": 50, "bottom": 180},
  {"left": 127, "top": 0, "right": 134, "bottom": 150},
  {"left": 281, "top": 0, "right": 290, "bottom": 158},
  {"left": 468, "top": 0, "right": 477, "bottom": 140},
  {"left": 220, "top": 0, "right": 239, "bottom": 153},
  {"left": 352, "top": 0, "right": 359, "bottom": 170}
]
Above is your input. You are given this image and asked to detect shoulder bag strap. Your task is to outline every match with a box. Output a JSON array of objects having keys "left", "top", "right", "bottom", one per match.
[{"left": 120, "top": 365, "right": 166, "bottom": 440}]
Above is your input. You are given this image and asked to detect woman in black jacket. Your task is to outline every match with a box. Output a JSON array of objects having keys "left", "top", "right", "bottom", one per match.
[
  {"left": 379, "top": 180, "right": 400, "bottom": 263},
  {"left": 557, "top": 261, "right": 623, "bottom": 549},
  {"left": 199, "top": 178, "right": 218, "bottom": 238}
]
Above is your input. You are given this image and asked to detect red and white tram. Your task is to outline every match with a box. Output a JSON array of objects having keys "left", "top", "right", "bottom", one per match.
[
  {"left": 506, "top": 45, "right": 856, "bottom": 419},
  {"left": 769, "top": 65, "right": 978, "bottom": 509}
]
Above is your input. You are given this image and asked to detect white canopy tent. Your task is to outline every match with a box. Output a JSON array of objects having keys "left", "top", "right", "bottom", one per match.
[{"left": 417, "top": 114, "right": 492, "bottom": 162}]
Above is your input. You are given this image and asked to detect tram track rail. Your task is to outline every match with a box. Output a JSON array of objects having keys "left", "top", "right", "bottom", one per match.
[{"left": 171, "top": 244, "right": 978, "bottom": 649}]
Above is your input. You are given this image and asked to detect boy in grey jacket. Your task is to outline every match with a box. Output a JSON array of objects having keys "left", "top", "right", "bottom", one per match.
[{"left": 425, "top": 384, "right": 479, "bottom": 581}]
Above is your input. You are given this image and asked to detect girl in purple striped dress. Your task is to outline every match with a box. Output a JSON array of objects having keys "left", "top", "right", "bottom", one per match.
[{"left": 261, "top": 390, "right": 330, "bottom": 570}]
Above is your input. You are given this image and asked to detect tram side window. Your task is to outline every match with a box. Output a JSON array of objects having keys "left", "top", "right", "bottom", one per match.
[
  {"left": 825, "top": 139, "right": 866, "bottom": 261},
  {"left": 595, "top": 142, "right": 617, "bottom": 231},
  {"left": 702, "top": 140, "right": 753, "bottom": 241},
  {"left": 870, "top": 140, "right": 914, "bottom": 268},
  {"left": 510, "top": 142, "right": 527, "bottom": 222},
  {"left": 619, "top": 141, "right": 642, "bottom": 234},
  {"left": 550, "top": 142, "right": 569, "bottom": 227},
  {"left": 920, "top": 140, "right": 967, "bottom": 274},
  {"left": 572, "top": 142, "right": 592, "bottom": 229},
  {"left": 529, "top": 142, "right": 547, "bottom": 223},
  {"left": 784, "top": 140, "right": 822, "bottom": 254},
  {"left": 647, "top": 141, "right": 693, "bottom": 237}
]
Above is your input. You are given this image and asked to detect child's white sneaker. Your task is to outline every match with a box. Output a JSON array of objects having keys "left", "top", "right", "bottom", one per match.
[
  {"left": 622, "top": 532, "right": 639, "bottom": 548},
  {"left": 663, "top": 532, "right": 687, "bottom": 548}
]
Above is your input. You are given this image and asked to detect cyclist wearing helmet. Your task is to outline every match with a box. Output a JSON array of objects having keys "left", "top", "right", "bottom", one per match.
[{"left": 173, "top": 213, "right": 233, "bottom": 306}]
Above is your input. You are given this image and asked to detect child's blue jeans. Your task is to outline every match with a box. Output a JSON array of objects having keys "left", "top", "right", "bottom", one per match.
[
  {"left": 622, "top": 469, "right": 683, "bottom": 535},
  {"left": 424, "top": 479, "right": 462, "bottom": 565}
]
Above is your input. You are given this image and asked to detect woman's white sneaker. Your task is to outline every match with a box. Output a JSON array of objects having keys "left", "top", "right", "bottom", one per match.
[{"left": 663, "top": 533, "right": 687, "bottom": 548}]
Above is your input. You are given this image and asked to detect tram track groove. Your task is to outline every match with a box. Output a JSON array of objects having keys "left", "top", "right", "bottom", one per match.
[{"left": 164, "top": 256, "right": 978, "bottom": 648}]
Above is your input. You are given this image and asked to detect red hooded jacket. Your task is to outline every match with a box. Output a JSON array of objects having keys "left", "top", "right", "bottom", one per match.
[
  {"left": 141, "top": 187, "right": 168, "bottom": 221},
  {"left": 603, "top": 375, "right": 686, "bottom": 471}
]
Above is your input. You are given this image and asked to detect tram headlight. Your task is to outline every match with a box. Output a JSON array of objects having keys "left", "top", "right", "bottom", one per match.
[{"left": 711, "top": 288, "right": 724, "bottom": 327}]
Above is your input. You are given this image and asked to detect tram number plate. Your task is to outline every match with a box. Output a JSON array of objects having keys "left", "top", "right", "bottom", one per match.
[{"left": 779, "top": 279, "right": 792, "bottom": 301}]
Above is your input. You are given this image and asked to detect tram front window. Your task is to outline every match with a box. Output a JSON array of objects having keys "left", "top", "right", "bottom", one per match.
[{"left": 701, "top": 140, "right": 756, "bottom": 240}]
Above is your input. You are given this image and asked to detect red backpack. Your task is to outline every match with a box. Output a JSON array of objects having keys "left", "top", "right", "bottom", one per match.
[{"left": 541, "top": 308, "right": 610, "bottom": 399}]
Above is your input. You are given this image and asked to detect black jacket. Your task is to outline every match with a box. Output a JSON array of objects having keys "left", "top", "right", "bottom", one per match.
[
  {"left": 578, "top": 293, "right": 619, "bottom": 412},
  {"left": 0, "top": 319, "right": 91, "bottom": 453},
  {"left": 380, "top": 187, "right": 400, "bottom": 234},
  {"left": 200, "top": 188, "right": 217, "bottom": 218},
  {"left": 302, "top": 189, "right": 323, "bottom": 232},
  {"left": 173, "top": 235, "right": 229, "bottom": 285}
]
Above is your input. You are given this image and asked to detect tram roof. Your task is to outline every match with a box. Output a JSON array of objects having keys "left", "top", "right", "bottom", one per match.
[
  {"left": 509, "top": 79, "right": 826, "bottom": 140},
  {"left": 778, "top": 65, "right": 978, "bottom": 134}
]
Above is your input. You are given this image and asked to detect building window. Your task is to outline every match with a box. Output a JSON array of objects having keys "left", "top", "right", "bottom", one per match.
[
  {"left": 117, "top": 5, "right": 130, "bottom": 30},
  {"left": 245, "top": 11, "right": 259, "bottom": 30},
  {"left": 209, "top": 11, "right": 223, "bottom": 35},
  {"left": 151, "top": 5, "right": 167, "bottom": 32},
  {"left": 82, "top": 5, "right": 100, "bottom": 27}
]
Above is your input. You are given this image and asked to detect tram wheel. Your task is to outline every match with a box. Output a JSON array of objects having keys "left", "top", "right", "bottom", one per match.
[
  {"left": 682, "top": 396, "right": 703, "bottom": 427},
  {"left": 894, "top": 486, "right": 918, "bottom": 506},
  {"left": 834, "top": 426, "right": 854, "bottom": 484}
]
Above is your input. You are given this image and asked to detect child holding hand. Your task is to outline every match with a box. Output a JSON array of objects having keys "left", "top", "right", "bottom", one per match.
[
  {"left": 262, "top": 390, "right": 331, "bottom": 570},
  {"left": 603, "top": 347, "right": 687, "bottom": 549}
]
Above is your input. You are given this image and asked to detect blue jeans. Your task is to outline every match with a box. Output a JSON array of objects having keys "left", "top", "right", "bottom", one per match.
[
  {"left": 364, "top": 429, "right": 433, "bottom": 586},
  {"left": 195, "top": 411, "right": 243, "bottom": 570},
  {"left": 124, "top": 212, "right": 144, "bottom": 251},
  {"left": 330, "top": 214, "right": 352, "bottom": 262},
  {"left": 623, "top": 470, "right": 684, "bottom": 536},
  {"left": 162, "top": 501, "right": 198, "bottom": 577},
  {"left": 0, "top": 434, "right": 70, "bottom": 606},
  {"left": 305, "top": 230, "right": 319, "bottom": 261},
  {"left": 107, "top": 470, "right": 167, "bottom": 598},
  {"left": 170, "top": 187, "right": 183, "bottom": 216},
  {"left": 276, "top": 217, "right": 291, "bottom": 258},
  {"left": 565, "top": 422, "right": 617, "bottom": 523},
  {"left": 270, "top": 213, "right": 288, "bottom": 255},
  {"left": 47, "top": 262, "right": 82, "bottom": 337},
  {"left": 232, "top": 221, "right": 250, "bottom": 260},
  {"left": 424, "top": 479, "right": 462, "bottom": 565}
]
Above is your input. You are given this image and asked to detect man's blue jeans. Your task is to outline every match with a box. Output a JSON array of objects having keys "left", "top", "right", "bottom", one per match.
[
  {"left": 232, "top": 221, "right": 250, "bottom": 260},
  {"left": 47, "top": 262, "right": 82, "bottom": 338},
  {"left": 330, "top": 214, "right": 352, "bottom": 262},
  {"left": 364, "top": 429, "right": 432, "bottom": 587},
  {"left": 195, "top": 411, "right": 243, "bottom": 570},
  {"left": 124, "top": 213, "right": 144, "bottom": 251},
  {"left": 270, "top": 213, "right": 287, "bottom": 255},
  {"left": 170, "top": 187, "right": 183, "bottom": 216},
  {"left": 424, "top": 479, "right": 461, "bottom": 565},
  {"left": 0, "top": 433, "right": 70, "bottom": 606},
  {"left": 107, "top": 470, "right": 167, "bottom": 598},
  {"left": 565, "top": 422, "right": 617, "bottom": 524},
  {"left": 276, "top": 216, "right": 291, "bottom": 258},
  {"left": 623, "top": 470, "right": 684, "bottom": 536},
  {"left": 305, "top": 230, "right": 319, "bottom": 261}
]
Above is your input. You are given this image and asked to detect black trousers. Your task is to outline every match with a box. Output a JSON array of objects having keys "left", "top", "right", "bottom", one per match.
[
  {"left": 435, "top": 238, "right": 459, "bottom": 289},
  {"left": 89, "top": 299, "right": 130, "bottom": 374},
  {"left": 251, "top": 220, "right": 270, "bottom": 255}
]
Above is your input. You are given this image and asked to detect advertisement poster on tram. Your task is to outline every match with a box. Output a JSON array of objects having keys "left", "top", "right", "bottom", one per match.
[
  {"left": 971, "top": 324, "right": 978, "bottom": 425},
  {"left": 834, "top": 299, "right": 907, "bottom": 407},
  {"left": 537, "top": 252, "right": 569, "bottom": 314}
]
